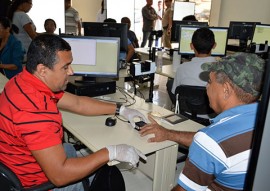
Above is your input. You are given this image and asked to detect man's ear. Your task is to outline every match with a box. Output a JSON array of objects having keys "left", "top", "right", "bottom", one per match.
[
  {"left": 212, "top": 42, "right": 217, "bottom": 50},
  {"left": 190, "top": 43, "right": 194, "bottom": 50},
  {"left": 223, "top": 81, "right": 233, "bottom": 99},
  {"left": 36, "top": 64, "right": 47, "bottom": 77}
]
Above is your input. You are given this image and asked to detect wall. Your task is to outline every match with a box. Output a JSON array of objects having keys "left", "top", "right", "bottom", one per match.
[
  {"left": 72, "top": 0, "right": 101, "bottom": 22},
  {"left": 73, "top": 0, "right": 270, "bottom": 28},
  {"left": 210, "top": 0, "right": 270, "bottom": 27}
]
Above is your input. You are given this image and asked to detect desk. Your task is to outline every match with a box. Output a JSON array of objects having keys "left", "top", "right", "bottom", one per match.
[
  {"left": 61, "top": 92, "right": 204, "bottom": 191},
  {"left": 135, "top": 48, "right": 172, "bottom": 65}
]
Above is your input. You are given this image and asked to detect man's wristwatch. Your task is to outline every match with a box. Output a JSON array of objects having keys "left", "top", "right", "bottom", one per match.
[{"left": 115, "top": 103, "right": 122, "bottom": 115}]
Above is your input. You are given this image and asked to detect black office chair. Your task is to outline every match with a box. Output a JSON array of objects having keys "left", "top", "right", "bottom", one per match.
[
  {"left": 0, "top": 162, "right": 55, "bottom": 191},
  {"left": 175, "top": 85, "right": 215, "bottom": 126}
]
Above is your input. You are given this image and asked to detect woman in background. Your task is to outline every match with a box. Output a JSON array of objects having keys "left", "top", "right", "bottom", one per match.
[
  {"left": 44, "top": 18, "right": 56, "bottom": 34},
  {"left": 8, "top": 0, "right": 37, "bottom": 57},
  {"left": 0, "top": 17, "right": 23, "bottom": 79}
]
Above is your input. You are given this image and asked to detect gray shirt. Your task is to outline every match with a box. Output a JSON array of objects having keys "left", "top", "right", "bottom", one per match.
[{"left": 141, "top": 5, "right": 158, "bottom": 32}]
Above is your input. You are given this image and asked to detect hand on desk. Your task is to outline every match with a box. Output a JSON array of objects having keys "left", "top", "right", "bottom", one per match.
[
  {"left": 120, "top": 106, "right": 147, "bottom": 128},
  {"left": 139, "top": 115, "right": 169, "bottom": 143},
  {"left": 106, "top": 144, "right": 147, "bottom": 167}
]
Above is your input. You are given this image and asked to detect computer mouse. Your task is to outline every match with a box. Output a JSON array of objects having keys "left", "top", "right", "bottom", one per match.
[{"left": 105, "top": 117, "right": 117, "bottom": 127}]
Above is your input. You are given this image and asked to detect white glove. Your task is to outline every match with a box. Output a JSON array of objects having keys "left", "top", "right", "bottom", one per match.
[
  {"left": 106, "top": 144, "right": 147, "bottom": 167},
  {"left": 120, "top": 106, "right": 147, "bottom": 128}
]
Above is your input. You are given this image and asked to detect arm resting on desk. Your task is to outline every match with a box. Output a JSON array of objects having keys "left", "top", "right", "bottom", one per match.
[{"left": 58, "top": 91, "right": 117, "bottom": 116}]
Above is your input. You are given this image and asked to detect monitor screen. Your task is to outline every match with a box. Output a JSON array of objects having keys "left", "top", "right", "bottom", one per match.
[
  {"left": 171, "top": 21, "right": 208, "bottom": 42},
  {"left": 62, "top": 36, "right": 120, "bottom": 79},
  {"left": 173, "top": 1, "right": 195, "bottom": 21},
  {"left": 178, "top": 26, "right": 229, "bottom": 56},
  {"left": 228, "top": 21, "right": 260, "bottom": 41},
  {"left": 83, "top": 22, "right": 128, "bottom": 52},
  {"left": 252, "top": 24, "right": 270, "bottom": 44}
]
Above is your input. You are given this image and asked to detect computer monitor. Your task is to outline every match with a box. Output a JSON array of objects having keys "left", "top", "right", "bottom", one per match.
[
  {"left": 83, "top": 22, "right": 128, "bottom": 52},
  {"left": 61, "top": 35, "right": 120, "bottom": 82},
  {"left": 171, "top": 21, "right": 208, "bottom": 42},
  {"left": 252, "top": 24, "right": 270, "bottom": 44},
  {"left": 173, "top": 1, "right": 195, "bottom": 21},
  {"left": 178, "top": 26, "right": 229, "bottom": 57},
  {"left": 228, "top": 21, "right": 260, "bottom": 48}
]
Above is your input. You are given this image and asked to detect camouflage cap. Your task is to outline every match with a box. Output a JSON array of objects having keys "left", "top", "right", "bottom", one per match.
[{"left": 201, "top": 52, "right": 265, "bottom": 97}]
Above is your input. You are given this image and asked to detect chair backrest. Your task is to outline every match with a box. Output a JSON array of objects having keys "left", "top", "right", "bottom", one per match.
[
  {"left": 0, "top": 162, "right": 55, "bottom": 191},
  {"left": 175, "top": 85, "right": 214, "bottom": 117},
  {"left": 0, "top": 162, "right": 22, "bottom": 191}
]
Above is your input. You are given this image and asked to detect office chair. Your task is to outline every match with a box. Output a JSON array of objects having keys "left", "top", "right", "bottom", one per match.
[
  {"left": 175, "top": 85, "right": 215, "bottom": 126},
  {"left": 0, "top": 162, "right": 55, "bottom": 191}
]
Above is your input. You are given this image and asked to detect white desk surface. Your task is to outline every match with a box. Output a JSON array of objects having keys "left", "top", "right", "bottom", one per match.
[{"left": 61, "top": 92, "right": 203, "bottom": 155}]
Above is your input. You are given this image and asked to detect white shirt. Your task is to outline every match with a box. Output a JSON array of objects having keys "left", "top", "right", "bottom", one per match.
[{"left": 171, "top": 56, "right": 217, "bottom": 94}]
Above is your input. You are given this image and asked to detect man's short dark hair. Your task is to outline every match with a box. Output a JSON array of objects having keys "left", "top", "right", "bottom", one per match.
[
  {"left": 192, "top": 27, "right": 215, "bottom": 54},
  {"left": 26, "top": 34, "right": 71, "bottom": 74}
]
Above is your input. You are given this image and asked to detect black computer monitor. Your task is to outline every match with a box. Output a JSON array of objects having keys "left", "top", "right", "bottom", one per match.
[
  {"left": 178, "top": 26, "right": 229, "bottom": 57},
  {"left": 83, "top": 22, "right": 128, "bottom": 52},
  {"left": 61, "top": 35, "right": 120, "bottom": 82},
  {"left": 252, "top": 24, "right": 270, "bottom": 44},
  {"left": 171, "top": 21, "right": 208, "bottom": 42},
  {"left": 228, "top": 21, "right": 260, "bottom": 48}
]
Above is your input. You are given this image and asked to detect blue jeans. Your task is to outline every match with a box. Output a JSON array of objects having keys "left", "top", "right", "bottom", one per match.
[
  {"left": 141, "top": 31, "right": 153, "bottom": 48},
  {"left": 52, "top": 143, "right": 94, "bottom": 191}
]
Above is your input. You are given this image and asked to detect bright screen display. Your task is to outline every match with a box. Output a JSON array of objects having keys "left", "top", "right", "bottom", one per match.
[
  {"left": 62, "top": 36, "right": 120, "bottom": 78},
  {"left": 173, "top": 1, "right": 195, "bottom": 21},
  {"left": 178, "top": 26, "right": 228, "bottom": 56},
  {"left": 252, "top": 24, "right": 270, "bottom": 44},
  {"left": 28, "top": 0, "right": 65, "bottom": 34}
]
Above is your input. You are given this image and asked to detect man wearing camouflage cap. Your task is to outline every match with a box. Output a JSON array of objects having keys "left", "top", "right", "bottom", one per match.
[{"left": 140, "top": 52, "right": 265, "bottom": 190}]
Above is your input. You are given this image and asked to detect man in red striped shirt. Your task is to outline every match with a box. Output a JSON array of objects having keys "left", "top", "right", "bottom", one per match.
[{"left": 0, "top": 34, "right": 147, "bottom": 190}]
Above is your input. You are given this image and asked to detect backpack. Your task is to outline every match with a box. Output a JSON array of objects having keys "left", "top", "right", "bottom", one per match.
[{"left": 89, "top": 165, "right": 125, "bottom": 191}]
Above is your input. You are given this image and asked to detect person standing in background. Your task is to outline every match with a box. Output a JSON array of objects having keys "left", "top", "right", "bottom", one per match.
[
  {"left": 0, "top": 17, "right": 23, "bottom": 79},
  {"left": 65, "top": 0, "right": 81, "bottom": 36},
  {"left": 155, "top": 0, "right": 163, "bottom": 47},
  {"left": 141, "top": 0, "right": 160, "bottom": 48},
  {"left": 8, "top": 0, "right": 38, "bottom": 58},
  {"left": 96, "top": 0, "right": 106, "bottom": 22},
  {"left": 162, "top": 0, "right": 173, "bottom": 49}
]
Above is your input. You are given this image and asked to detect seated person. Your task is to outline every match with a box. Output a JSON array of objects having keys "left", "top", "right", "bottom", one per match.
[
  {"left": 0, "top": 34, "right": 147, "bottom": 190},
  {"left": 140, "top": 52, "right": 265, "bottom": 191},
  {"left": 44, "top": 18, "right": 56, "bottom": 34},
  {"left": 121, "top": 17, "right": 139, "bottom": 48},
  {"left": 104, "top": 18, "right": 135, "bottom": 64},
  {"left": 121, "top": 17, "right": 140, "bottom": 62},
  {"left": 0, "top": 16, "right": 23, "bottom": 79},
  {"left": 166, "top": 27, "right": 216, "bottom": 104}
]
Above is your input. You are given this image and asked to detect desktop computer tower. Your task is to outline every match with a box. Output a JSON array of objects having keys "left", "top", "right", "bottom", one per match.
[{"left": 66, "top": 77, "right": 116, "bottom": 97}]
